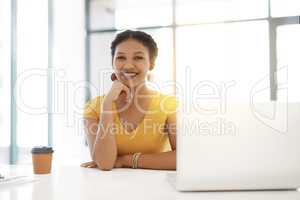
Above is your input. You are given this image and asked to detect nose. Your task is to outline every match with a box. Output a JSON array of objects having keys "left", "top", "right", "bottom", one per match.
[{"left": 122, "top": 62, "right": 135, "bottom": 70}]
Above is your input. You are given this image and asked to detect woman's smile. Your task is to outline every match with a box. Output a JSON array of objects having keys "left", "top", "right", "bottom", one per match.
[
  {"left": 120, "top": 71, "right": 140, "bottom": 82},
  {"left": 123, "top": 72, "right": 139, "bottom": 79}
]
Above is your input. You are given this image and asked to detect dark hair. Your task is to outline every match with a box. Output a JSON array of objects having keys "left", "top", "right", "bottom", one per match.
[{"left": 110, "top": 30, "right": 158, "bottom": 69}]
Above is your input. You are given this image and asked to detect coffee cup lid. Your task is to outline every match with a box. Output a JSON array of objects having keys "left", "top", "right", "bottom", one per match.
[{"left": 31, "top": 146, "right": 54, "bottom": 154}]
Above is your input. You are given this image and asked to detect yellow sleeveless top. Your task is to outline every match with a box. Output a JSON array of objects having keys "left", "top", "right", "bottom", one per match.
[{"left": 83, "top": 92, "right": 177, "bottom": 156}]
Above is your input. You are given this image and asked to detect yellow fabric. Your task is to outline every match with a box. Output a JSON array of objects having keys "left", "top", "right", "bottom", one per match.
[{"left": 83, "top": 92, "right": 177, "bottom": 156}]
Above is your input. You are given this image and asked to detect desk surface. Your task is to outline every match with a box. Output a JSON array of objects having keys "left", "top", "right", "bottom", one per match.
[{"left": 0, "top": 165, "right": 300, "bottom": 200}]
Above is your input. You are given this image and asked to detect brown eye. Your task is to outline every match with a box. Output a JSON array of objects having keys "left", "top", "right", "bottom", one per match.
[
  {"left": 116, "top": 56, "right": 125, "bottom": 60},
  {"left": 135, "top": 56, "right": 144, "bottom": 60}
]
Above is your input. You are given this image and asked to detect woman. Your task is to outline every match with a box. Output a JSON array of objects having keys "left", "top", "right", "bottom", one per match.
[{"left": 81, "top": 30, "right": 177, "bottom": 171}]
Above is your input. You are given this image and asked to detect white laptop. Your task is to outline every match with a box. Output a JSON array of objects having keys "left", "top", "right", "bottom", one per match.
[{"left": 168, "top": 101, "right": 300, "bottom": 191}]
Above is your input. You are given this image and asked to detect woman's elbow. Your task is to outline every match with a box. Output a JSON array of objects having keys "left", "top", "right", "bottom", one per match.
[
  {"left": 98, "top": 166, "right": 113, "bottom": 171},
  {"left": 95, "top": 160, "right": 114, "bottom": 171},
  {"left": 99, "top": 167, "right": 113, "bottom": 171}
]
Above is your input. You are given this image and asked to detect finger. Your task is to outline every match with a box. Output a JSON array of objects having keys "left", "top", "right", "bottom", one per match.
[
  {"left": 80, "top": 164, "right": 87, "bottom": 167},
  {"left": 80, "top": 161, "right": 94, "bottom": 167},
  {"left": 80, "top": 162, "right": 88, "bottom": 167},
  {"left": 82, "top": 163, "right": 97, "bottom": 168},
  {"left": 88, "top": 162, "right": 97, "bottom": 167},
  {"left": 122, "top": 86, "right": 131, "bottom": 102},
  {"left": 87, "top": 164, "right": 97, "bottom": 168},
  {"left": 80, "top": 163, "right": 89, "bottom": 167}
]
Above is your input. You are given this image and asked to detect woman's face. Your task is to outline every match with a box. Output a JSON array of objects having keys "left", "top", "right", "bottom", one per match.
[{"left": 112, "top": 39, "right": 152, "bottom": 88}]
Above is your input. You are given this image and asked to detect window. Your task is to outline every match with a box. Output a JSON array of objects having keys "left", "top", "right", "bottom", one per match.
[
  {"left": 176, "top": 0, "right": 268, "bottom": 24},
  {"left": 1, "top": 0, "right": 87, "bottom": 165},
  {"left": 90, "top": 0, "right": 173, "bottom": 30},
  {"left": 51, "top": 0, "right": 87, "bottom": 165},
  {"left": 271, "top": 0, "right": 300, "bottom": 17},
  {"left": 114, "top": 0, "right": 173, "bottom": 29},
  {"left": 0, "top": 0, "right": 11, "bottom": 163},
  {"left": 90, "top": 32, "right": 116, "bottom": 97},
  {"left": 176, "top": 21, "right": 270, "bottom": 102},
  {"left": 16, "top": 0, "right": 48, "bottom": 151},
  {"left": 140, "top": 28, "right": 174, "bottom": 95},
  {"left": 87, "top": 0, "right": 300, "bottom": 103},
  {"left": 277, "top": 25, "right": 300, "bottom": 101}
]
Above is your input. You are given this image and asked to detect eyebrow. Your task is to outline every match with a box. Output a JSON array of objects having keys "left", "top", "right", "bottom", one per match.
[
  {"left": 116, "top": 51, "right": 145, "bottom": 55},
  {"left": 134, "top": 51, "right": 145, "bottom": 55}
]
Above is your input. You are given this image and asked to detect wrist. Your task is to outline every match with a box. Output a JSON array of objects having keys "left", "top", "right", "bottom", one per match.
[
  {"left": 101, "top": 98, "right": 113, "bottom": 111},
  {"left": 103, "top": 94, "right": 115, "bottom": 104},
  {"left": 121, "top": 154, "right": 133, "bottom": 168}
]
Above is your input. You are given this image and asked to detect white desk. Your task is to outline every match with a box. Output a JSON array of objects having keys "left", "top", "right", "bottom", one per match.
[{"left": 0, "top": 165, "right": 300, "bottom": 200}]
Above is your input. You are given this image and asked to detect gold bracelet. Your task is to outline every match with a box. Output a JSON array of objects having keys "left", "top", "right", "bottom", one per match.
[
  {"left": 131, "top": 153, "right": 137, "bottom": 169},
  {"left": 134, "top": 153, "right": 141, "bottom": 169},
  {"left": 132, "top": 153, "right": 141, "bottom": 169}
]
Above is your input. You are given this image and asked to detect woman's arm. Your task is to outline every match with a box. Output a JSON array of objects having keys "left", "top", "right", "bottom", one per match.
[
  {"left": 84, "top": 79, "right": 133, "bottom": 171},
  {"left": 121, "top": 150, "right": 176, "bottom": 170},
  {"left": 84, "top": 99, "right": 118, "bottom": 171},
  {"left": 121, "top": 111, "right": 177, "bottom": 170}
]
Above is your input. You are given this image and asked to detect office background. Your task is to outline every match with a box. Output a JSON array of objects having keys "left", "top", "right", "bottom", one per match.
[{"left": 0, "top": 0, "right": 299, "bottom": 165}]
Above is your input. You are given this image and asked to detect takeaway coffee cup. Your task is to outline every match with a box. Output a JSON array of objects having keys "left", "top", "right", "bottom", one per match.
[{"left": 31, "top": 146, "right": 54, "bottom": 174}]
